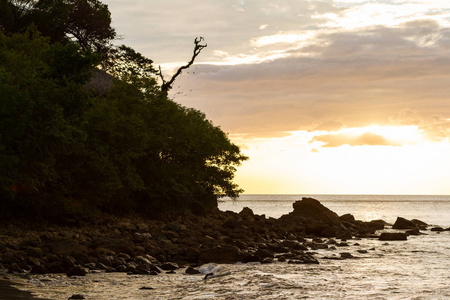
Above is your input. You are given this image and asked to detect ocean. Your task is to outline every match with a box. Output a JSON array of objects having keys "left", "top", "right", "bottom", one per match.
[
  {"left": 3, "top": 195, "right": 450, "bottom": 299},
  {"left": 219, "top": 194, "right": 450, "bottom": 227}
]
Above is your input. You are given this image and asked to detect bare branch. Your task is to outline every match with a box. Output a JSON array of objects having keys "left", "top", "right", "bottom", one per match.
[
  {"left": 158, "top": 65, "right": 166, "bottom": 86},
  {"left": 160, "top": 37, "right": 207, "bottom": 94}
]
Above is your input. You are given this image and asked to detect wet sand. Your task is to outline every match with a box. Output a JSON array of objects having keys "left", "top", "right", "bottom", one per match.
[{"left": 0, "top": 278, "right": 48, "bottom": 300}]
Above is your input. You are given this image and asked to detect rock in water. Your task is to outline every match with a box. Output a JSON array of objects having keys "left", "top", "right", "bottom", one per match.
[
  {"left": 278, "top": 197, "right": 352, "bottom": 238},
  {"left": 392, "top": 217, "right": 417, "bottom": 230},
  {"left": 379, "top": 232, "right": 407, "bottom": 241},
  {"left": 68, "top": 295, "right": 85, "bottom": 299},
  {"left": 411, "top": 219, "right": 428, "bottom": 230},
  {"left": 291, "top": 198, "right": 342, "bottom": 225},
  {"left": 431, "top": 227, "right": 444, "bottom": 232}
]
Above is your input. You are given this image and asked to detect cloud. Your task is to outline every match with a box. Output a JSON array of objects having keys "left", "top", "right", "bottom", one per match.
[
  {"left": 104, "top": 0, "right": 450, "bottom": 141},
  {"left": 389, "top": 109, "right": 450, "bottom": 141},
  {"left": 104, "top": 0, "right": 337, "bottom": 65},
  {"left": 311, "top": 132, "right": 399, "bottom": 147},
  {"left": 312, "top": 121, "right": 343, "bottom": 132},
  {"left": 169, "top": 15, "right": 450, "bottom": 139}
]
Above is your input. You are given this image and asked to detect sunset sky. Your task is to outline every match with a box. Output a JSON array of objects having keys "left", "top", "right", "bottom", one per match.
[{"left": 103, "top": 0, "right": 450, "bottom": 195}]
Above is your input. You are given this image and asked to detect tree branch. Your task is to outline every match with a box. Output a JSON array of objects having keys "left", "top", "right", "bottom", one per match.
[{"left": 160, "top": 37, "right": 207, "bottom": 94}]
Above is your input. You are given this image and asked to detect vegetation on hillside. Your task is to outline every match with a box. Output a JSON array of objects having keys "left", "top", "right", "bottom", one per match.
[{"left": 0, "top": 0, "right": 247, "bottom": 221}]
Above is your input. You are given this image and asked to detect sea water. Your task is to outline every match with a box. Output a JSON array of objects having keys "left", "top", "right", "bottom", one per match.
[
  {"left": 219, "top": 194, "right": 450, "bottom": 227},
  {"left": 4, "top": 195, "right": 450, "bottom": 299}
]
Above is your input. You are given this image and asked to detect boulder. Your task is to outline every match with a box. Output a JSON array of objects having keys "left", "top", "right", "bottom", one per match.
[
  {"left": 379, "top": 232, "right": 407, "bottom": 241},
  {"left": 222, "top": 218, "right": 240, "bottom": 230},
  {"left": 185, "top": 266, "right": 200, "bottom": 274},
  {"left": 239, "top": 207, "right": 255, "bottom": 218},
  {"left": 26, "top": 247, "right": 43, "bottom": 258},
  {"left": 430, "top": 227, "right": 444, "bottom": 232},
  {"left": 198, "top": 245, "right": 243, "bottom": 264},
  {"left": 261, "top": 257, "right": 274, "bottom": 264},
  {"left": 392, "top": 217, "right": 417, "bottom": 230},
  {"left": 62, "top": 256, "right": 77, "bottom": 270},
  {"left": 68, "top": 294, "right": 85, "bottom": 299},
  {"left": 46, "top": 261, "right": 65, "bottom": 273},
  {"left": 340, "top": 214, "right": 355, "bottom": 223},
  {"left": 30, "top": 264, "right": 47, "bottom": 274},
  {"left": 266, "top": 243, "right": 289, "bottom": 253},
  {"left": 241, "top": 252, "right": 259, "bottom": 263},
  {"left": 66, "top": 265, "right": 88, "bottom": 277},
  {"left": 367, "top": 220, "right": 386, "bottom": 230},
  {"left": 254, "top": 248, "right": 274, "bottom": 260},
  {"left": 2, "top": 251, "right": 16, "bottom": 264},
  {"left": 340, "top": 252, "right": 354, "bottom": 259},
  {"left": 277, "top": 198, "right": 352, "bottom": 238},
  {"left": 406, "top": 229, "right": 421, "bottom": 236},
  {"left": 160, "top": 262, "right": 179, "bottom": 271},
  {"left": 411, "top": 219, "right": 428, "bottom": 230},
  {"left": 291, "top": 198, "right": 342, "bottom": 225}
]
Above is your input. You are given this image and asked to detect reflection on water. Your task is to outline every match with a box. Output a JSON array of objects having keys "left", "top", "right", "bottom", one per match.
[{"left": 363, "top": 211, "right": 382, "bottom": 221}]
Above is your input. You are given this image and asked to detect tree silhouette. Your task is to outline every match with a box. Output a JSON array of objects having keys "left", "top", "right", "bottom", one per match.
[{"left": 159, "top": 37, "right": 207, "bottom": 95}]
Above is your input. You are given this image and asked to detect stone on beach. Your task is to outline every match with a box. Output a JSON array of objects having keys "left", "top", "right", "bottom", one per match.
[
  {"left": 185, "top": 266, "right": 200, "bottom": 274},
  {"left": 1, "top": 197, "right": 439, "bottom": 278},
  {"left": 198, "top": 245, "right": 243, "bottom": 264},
  {"left": 66, "top": 265, "right": 88, "bottom": 277}
]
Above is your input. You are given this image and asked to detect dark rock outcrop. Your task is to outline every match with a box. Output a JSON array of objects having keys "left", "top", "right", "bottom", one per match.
[
  {"left": 392, "top": 217, "right": 417, "bottom": 230},
  {"left": 277, "top": 198, "right": 352, "bottom": 239},
  {"left": 1, "top": 197, "right": 429, "bottom": 275}
]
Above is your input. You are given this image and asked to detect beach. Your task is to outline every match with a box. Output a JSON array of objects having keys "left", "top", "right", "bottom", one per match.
[{"left": 1, "top": 195, "right": 450, "bottom": 299}]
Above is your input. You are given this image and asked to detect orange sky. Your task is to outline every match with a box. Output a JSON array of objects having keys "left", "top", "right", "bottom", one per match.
[{"left": 104, "top": 0, "right": 450, "bottom": 194}]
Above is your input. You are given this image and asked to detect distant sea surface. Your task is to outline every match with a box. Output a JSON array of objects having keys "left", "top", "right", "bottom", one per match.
[
  {"left": 5, "top": 194, "right": 450, "bottom": 299},
  {"left": 219, "top": 194, "right": 450, "bottom": 227}
]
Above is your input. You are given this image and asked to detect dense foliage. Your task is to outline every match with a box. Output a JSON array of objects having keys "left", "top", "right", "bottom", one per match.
[
  {"left": 0, "top": 0, "right": 115, "bottom": 58},
  {"left": 0, "top": 1, "right": 247, "bottom": 220}
]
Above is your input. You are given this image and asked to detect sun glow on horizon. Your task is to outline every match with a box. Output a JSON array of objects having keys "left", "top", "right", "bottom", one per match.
[
  {"left": 231, "top": 125, "right": 450, "bottom": 195},
  {"left": 310, "top": 124, "right": 427, "bottom": 148}
]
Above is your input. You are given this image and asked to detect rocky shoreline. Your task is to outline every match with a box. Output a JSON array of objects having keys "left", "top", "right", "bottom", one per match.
[{"left": 1, "top": 198, "right": 449, "bottom": 283}]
